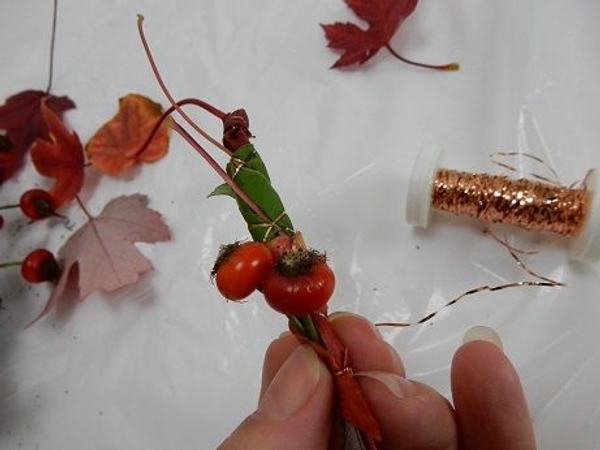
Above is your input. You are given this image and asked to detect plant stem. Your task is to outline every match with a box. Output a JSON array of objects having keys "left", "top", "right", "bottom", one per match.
[
  {"left": 170, "top": 120, "right": 272, "bottom": 224},
  {"left": 385, "top": 44, "right": 459, "bottom": 71},
  {"left": 288, "top": 315, "right": 306, "bottom": 334},
  {"left": 0, "top": 261, "right": 21, "bottom": 269},
  {"left": 131, "top": 98, "right": 233, "bottom": 160},
  {"left": 46, "top": 0, "right": 58, "bottom": 93},
  {"left": 301, "top": 315, "right": 320, "bottom": 343},
  {"left": 136, "top": 15, "right": 230, "bottom": 155},
  {"left": 75, "top": 195, "right": 93, "bottom": 220},
  {"left": 288, "top": 315, "right": 320, "bottom": 343},
  {"left": 137, "top": 15, "right": 321, "bottom": 348},
  {"left": 0, "top": 204, "right": 19, "bottom": 211}
]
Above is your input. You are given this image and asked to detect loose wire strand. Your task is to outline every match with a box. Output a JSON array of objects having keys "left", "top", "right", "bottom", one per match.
[
  {"left": 489, "top": 151, "right": 561, "bottom": 185},
  {"left": 375, "top": 279, "right": 560, "bottom": 328},
  {"left": 376, "top": 240, "right": 563, "bottom": 328}
]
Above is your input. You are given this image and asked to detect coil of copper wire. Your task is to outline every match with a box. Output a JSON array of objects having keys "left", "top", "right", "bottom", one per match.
[{"left": 406, "top": 147, "right": 600, "bottom": 263}]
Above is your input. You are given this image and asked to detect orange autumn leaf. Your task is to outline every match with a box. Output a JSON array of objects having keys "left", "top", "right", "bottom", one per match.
[{"left": 86, "top": 93, "right": 169, "bottom": 174}]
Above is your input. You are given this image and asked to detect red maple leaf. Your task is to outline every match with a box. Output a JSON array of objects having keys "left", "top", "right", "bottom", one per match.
[
  {"left": 30, "top": 101, "right": 85, "bottom": 207},
  {"left": 321, "top": 0, "right": 458, "bottom": 70},
  {"left": 0, "top": 90, "right": 75, "bottom": 183},
  {"left": 29, "top": 194, "right": 171, "bottom": 324}
]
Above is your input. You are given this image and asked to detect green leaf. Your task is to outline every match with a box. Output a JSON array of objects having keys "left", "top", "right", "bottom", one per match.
[
  {"left": 233, "top": 166, "right": 294, "bottom": 241},
  {"left": 207, "top": 183, "right": 236, "bottom": 198},
  {"left": 230, "top": 144, "right": 271, "bottom": 182}
]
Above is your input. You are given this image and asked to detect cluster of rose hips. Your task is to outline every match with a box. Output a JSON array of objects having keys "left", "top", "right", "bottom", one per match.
[
  {"left": 1, "top": 138, "right": 60, "bottom": 285},
  {"left": 212, "top": 233, "right": 335, "bottom": 315}
]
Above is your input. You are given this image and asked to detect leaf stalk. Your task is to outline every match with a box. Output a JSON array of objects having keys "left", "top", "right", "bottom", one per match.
[{"left": 385, "top": 44, "right": 459, "bottom": 71}]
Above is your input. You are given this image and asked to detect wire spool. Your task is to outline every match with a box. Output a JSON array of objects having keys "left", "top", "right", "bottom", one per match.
[{"left": 406, "top": 146, "right": 600, "bottom": 263}]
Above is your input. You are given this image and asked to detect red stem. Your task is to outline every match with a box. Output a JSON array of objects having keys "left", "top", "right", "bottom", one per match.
[
  {"left": 131, "top": 98, "right": 234, "bottom": 160},
  {"left": 385, "top": 44, "right": 459, "bottom": 71},
  {"left": 136, "top": 15, "right": 229, "bottom": 154},
  {"left": 170, "top": 120, "right": 272, "bottom": 224}
]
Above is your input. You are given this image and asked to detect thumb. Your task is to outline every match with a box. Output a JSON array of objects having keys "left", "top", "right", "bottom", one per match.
[{"left": 218, "top": 345, "right": 334, "bottom": 450}]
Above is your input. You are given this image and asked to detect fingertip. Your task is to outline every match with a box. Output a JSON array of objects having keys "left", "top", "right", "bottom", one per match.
[
  {"left": 329, "top": 311, "right": 383, "bottom": 338},
  {"left": 451, "top": 339, "right": 537, "bottom": 450},
  {"left": 256, "top": 346, "right": 325, "bottom": 420},
  {"left": 221, "top": 345, "right": 334, "bottom": 450},
  {"left": 356, "top": 374, "right": 457, "bottom": 448},
  {"left": 261, "top": 332, "right": 301, "bottom": 399},
  {"left": 329, "top": 312, "right": 405, "bottom": 376},
  {"left": 453, "top": 339, "right": 507, "bottom": 377},
  {"left": 463, "top": 325, "right": 504, "bottom": 351}
]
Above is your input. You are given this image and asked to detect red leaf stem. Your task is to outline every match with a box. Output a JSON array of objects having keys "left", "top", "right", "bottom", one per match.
[
  {"left": 131, "top": 98, "right": 233, "bottom": 160},
  {"left": 170, "top": 120, "right": 271, "bottom": 225},
  {"left": 136, "top": 15, "right": 229, "bottom": 154},
  {"left": 385, "top": 44, "right": 459, "bottom": 71}
]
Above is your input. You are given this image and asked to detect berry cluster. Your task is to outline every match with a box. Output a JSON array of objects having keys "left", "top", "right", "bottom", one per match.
[{"left": 212, "top": 234, "right": 335, "bottom": 315}]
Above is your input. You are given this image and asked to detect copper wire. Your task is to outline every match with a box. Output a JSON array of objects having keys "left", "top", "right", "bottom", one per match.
[
  {"left": 431, "top": 169, "right": 590, "bottom": 236},
  {"left": 376, "top": 235, "right": 564, "bottom": 328}
]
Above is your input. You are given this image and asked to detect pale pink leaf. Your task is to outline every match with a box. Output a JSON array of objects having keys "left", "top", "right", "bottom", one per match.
[{"left": 29, "top": 194, "right": 170, "bottom": 325}]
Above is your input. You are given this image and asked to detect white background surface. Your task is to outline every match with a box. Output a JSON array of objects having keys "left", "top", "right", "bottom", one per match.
[{"left": 1, "top": 1, "right": 599, "bottom": 449}]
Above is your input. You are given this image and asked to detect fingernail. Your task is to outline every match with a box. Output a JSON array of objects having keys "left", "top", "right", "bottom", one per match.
[
  {"left": 329, "top": 311, "right": 383, "bottom": 340},
  {"left": 356, "top": 371, "right": 418, "bottom": 398},
  {"left": 256, "top": 345, "right": 321, "bottom": 420},
  {"left": 463, "top": 326, "right": 504, "bottom": 352}
]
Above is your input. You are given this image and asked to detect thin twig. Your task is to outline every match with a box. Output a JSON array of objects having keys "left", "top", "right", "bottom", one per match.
[
  {"left": 46, "top": 0, "right": 58, "bottom": 93},
  {"left": 0, "top": 204, "right": 19, "bottom": 211}
]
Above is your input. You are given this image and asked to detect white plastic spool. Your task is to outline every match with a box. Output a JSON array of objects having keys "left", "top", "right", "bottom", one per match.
[
  {"left": 405, "top": 146, "right": 443, "bottom": 229},
  {"left": 569, "top": 168, "right": 600, "bottom": 263},
  {"left": 405, "top": 146, "right": 600, "bottom": 264}
]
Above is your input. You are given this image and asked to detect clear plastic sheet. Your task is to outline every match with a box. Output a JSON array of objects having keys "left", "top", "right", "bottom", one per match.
[{"left": 1, "top": 1, "right": 599, "bottom": 448}]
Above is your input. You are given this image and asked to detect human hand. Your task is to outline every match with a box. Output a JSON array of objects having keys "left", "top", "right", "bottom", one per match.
[{"left": 218, "top": 312, "right": 536, "bottom": 450}]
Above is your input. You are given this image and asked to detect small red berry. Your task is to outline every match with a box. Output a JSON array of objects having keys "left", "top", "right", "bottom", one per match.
[
  {"left": 21, "top": 249, "right": 60, "bottom": 283},
  {"left": 262, "top": 249, "right": 335, "bottom": 315},
  {"left": 212, "top": 241, "right": 274, "bottom": 301},
  {"left": 19, "top": 189, "right": 56, "bottom": 220}
]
